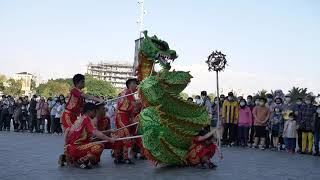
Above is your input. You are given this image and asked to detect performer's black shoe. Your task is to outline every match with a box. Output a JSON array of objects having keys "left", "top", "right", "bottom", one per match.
[
  {"left": 114, "top": 159, "right": 125, "bottom": 164},
  {"left": 58, "top": 154, "right": 66, "bottom": 167},
  {"left": 125, "top": 159, "right": 135, "bottom": 165},
  {"left": 199, "top": 163, "right": 207, "bottom": 169},
  {"left": 208, "top": 162, "right": 217, "bottom": 169}
]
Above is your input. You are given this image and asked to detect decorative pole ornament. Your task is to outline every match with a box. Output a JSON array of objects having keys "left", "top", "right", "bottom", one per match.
[
  {"left": 206, "top": 50, "right": 227, "bottom": 160},
  {"left": 206, "top": 50, "right": 227, "bottom": 72}
]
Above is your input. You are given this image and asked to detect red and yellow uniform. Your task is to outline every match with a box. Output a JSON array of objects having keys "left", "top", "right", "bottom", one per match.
[
  {"left": 97, "top": 116, "right": 110, "bottom": 132},
  {"left": 64, "top": 115, "right": 104, "bottom": 165},
  {"left": 114, "top": 89, "right": 136, "bottom": 159},
  {"left": 61, "top": 88, "right": 85, "bottom": 129},
  {"left": 96, "top": 116, "right": 114, "bottom": 149},
  {"left": 186, "top": 137, "right": 217, "bottom": 166}
]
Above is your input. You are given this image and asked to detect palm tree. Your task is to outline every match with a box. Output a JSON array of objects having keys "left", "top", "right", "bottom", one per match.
[
  {"left": 288, "top": 86, "right": 310, "bottom": 102},
  {"left": 253, "top": 89, "right": 268, "bottom": 100}
]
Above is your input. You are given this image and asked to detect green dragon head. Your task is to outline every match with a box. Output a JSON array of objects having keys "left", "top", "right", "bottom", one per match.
[{"left": 139, "top": 31, "right": 178, "bottom": 70}]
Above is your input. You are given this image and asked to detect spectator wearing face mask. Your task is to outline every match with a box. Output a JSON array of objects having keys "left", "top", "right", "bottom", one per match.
[
  {"left": 200, "top": 91, "right": 212, "bottom": 118},
  {"left": 273, "top": 97, "right": 284, "bottom": 111},
  {"left": 283, "top": 113, "right": 298, "bottom": 154},
  {"left": 265, "top": 94, "right": 274, "bottom": 149},
  {"left": 252, "top": 98, "right": 271, "bottom": 150},
  {"left": 220, "top": 94, "right": 225, "bottom": 105},
  {"left": 295, "top": 98, "right": 304, "bottom": 153},
  {"left": 313, "top": 106, "right": 320, "bottom": 156},
  {"left": 266, "top": 94, "right": 274, "bottom": 110},
  {"left": 238, "top": 99, "right": 252, "bottom": 147},
  {"left": 50, "top": 97, "right": 59, "bottom": 134},
  {"left": 194, "top": 95, "right": 202, "bottom": 105},
  {"left": 299, "top": 96, "right": 316, "bottom": 155},
  {"left": 222, "top": 92, "right": 239, "bottom": 146},
  {"left": 283, "top": 95, "right": 295, "bottom": 121},
  {"left": 211, "top": 97, "right": 221, "bottom": 128},
  {"left": 247, "top": 95, "right": 255, "bottom": 147},
  {"left": 269, "top": 107, "right": 284, "bottom": 151}
]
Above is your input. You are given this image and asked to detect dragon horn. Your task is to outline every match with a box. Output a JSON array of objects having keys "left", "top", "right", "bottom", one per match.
[{"left": 143, "top": 30, "right": 148, "bottom": 37}]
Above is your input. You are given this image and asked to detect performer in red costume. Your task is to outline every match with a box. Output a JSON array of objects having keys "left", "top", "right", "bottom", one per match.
[
  {"left": 59, "top": 74, "right": 103, "bottom": 166},
  {"left": 186, "top": 126, "right": 218, "bottom": 169},
  {"left": 64, "top": 103, "right": 115, "bottom": 169},
  {"left": 61, "top": 74, "right": 103, "bottom": 129},
  {"left": 94, "top": 102, "right": 115, "bottom": 150},
  {"left": 114, "top": 78, "right": 139, "bottom": 165}
]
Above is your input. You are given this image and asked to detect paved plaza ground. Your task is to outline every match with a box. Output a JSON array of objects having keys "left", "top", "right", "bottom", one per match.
[{"left": 0, "top": 131, "right": 320, "bottom": 180}]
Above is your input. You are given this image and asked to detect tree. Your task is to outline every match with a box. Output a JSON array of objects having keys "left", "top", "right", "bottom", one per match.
[
  {"left": 84, "top": 75, "right": 116, "bottom": 97},
  {"left": 30, "top": 79, "right": 37, "bottom": 92},
  {"left": 288, "top": 86, "right": 311, "bottom": 102},
  {"left": 3, "top": 78, "right": 24, "bottom": 97},
  {"left": 36, "top": 80, "right": 70, "bottom": 98},
  {"left": 0, "top": 74, "right": 6, "bottom": 92},
  {"left": 253, "top": 89, "right": 268, "bottom": 100},
  {"left": 208, "top": 93, "right": 216, "bottom": 101}
]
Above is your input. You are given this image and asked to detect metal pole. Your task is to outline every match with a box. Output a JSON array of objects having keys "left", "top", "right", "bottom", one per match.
[
  {"left": 216, "top": 70, "right": 223, "bottom": 159},
  {"left": 138, "top": 0, "right": 145, "bottom": 38},
  {"left": 216, "top": 71, "right": 220, "bottom": 131}
]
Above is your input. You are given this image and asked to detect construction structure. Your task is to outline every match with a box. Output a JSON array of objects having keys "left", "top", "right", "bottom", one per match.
[
  {"left": 87, "top": 62, "right": 134, "bottom": 88},
  {"left": 13, "top": 72, "right": 37, "bottom": 96}
]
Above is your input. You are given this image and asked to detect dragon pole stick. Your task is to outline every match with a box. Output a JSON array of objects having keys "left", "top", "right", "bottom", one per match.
[
  {"left": 101, "top": 122, "right": 139, "bottom": 133},
  {"left": 93, "top": 135, "right": 143, "bottom": 144},
  {"left": 104, "top": 92, "right": 138, "bottom": 103}
]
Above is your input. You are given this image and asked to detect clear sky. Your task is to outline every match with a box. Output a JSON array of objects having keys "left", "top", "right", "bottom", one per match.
[{"left": 0, "top": 0, "right": 319, "bottom": 95}]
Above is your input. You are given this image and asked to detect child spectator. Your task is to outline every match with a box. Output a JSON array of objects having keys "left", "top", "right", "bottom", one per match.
[
  {"left": 238, "top": 99, "right": 252, "bottom": 147},
  {"left": 283, "top": 113, "right": 298, "bottom": 154},
  {"left": 270, "top": 107, "right": 284, "bottom": 151},
  {"left": 252, "top": 98, "right": 271, "bottom": 150}
]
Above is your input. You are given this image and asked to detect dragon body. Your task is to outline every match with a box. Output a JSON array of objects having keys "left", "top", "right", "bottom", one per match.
[{"left": 136, "top": 31, "right": 210, "bottom": 165}]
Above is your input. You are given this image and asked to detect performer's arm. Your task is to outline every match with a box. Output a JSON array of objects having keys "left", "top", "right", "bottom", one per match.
[
  {"left": 82, "top": 94, "right": 103, "bottom": 103},
  {"left": 197, "top": 130, "right": 215, "bottom": 141},
  {"left": 93, "top": 130, "right": 116, "bottom": 143}
]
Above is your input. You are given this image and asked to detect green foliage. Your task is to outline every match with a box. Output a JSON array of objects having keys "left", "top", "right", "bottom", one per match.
[
  {"left": 288, "top": 86, "right": 312, "bottom": 102},
  {"left": 84, "top": 75, "right": 116, "bottom": 97},
  {"left": 254, "top": 89, "right": 268, "bottom": 100},
  {"left": 3, "top": 78, "right": 24, "bottom": 97},
  {"left": 55, "top": 78, "right": 73, "bottom": 87},
  {"left": 36, "top": 75, "right": 117, "bottom": 98},
  {"left": 36, "top": 80, "right": 70, "bottom": 98},
  {"left": 208, "top": 93, "right": 216, "bottom": 101},
  {"left": 0, "top": 74, "right": 6, "bottom": 92},
  {"left": 30, "top": 79, "right": 37, "bottom": 92}
]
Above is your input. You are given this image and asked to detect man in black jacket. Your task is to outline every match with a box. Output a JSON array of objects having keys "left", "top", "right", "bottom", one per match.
[
  {"left": 313, "top": 106, "right": 320, "bottom": 156},
  {"left": 29, "top": 95, "right": 38, "bottom": 133}
]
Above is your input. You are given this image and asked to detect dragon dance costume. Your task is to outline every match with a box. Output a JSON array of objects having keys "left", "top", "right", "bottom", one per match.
[{"left": 135, "top": 31, "right": 215, "bottom": 166}]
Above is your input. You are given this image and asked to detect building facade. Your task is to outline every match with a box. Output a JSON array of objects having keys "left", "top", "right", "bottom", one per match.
[
  {"left": 87, "top": 62, "right": 134, "bottom": 88},
  {"left": 13, "top": 72, "right": 36, "bottom": 96}
]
